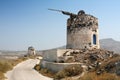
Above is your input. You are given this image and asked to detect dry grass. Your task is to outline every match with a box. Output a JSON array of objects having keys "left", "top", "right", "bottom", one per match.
[
  {"left": 100, "top": 55, "right": 120, "bottom": 68},
  {"left": 95, "top": 55, "right": 120, "bottom": 74},
  {"left": 0, "top": 59, "right": 13, "bottom": 80},
  {"left": 54, "top": 65, "right": 83, "bottom": 79},
  {"left": 0, "top": 60, "right": 13, "bottom": 73},
  {"left": 0, "top": 57, "right": 28, "bottom": 80},
  {"left": 79, "top": 72, "right": 120, "bottom": 80},
  {"left": 0, "top": 71, "right": 5, "bottom": 80},
  {"left": 34, "top": 64, "right": 55, "bottom": 78},
  {"left": 40, "top": 68, "right": 55, "bottom": 78},
  {"left": 34, "top": 65, "right": 83, "bottom": 79}
]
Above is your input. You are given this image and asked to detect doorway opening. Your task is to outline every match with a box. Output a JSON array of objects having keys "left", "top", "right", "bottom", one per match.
[{"left": 93, "top": 34, "right": 96, "bottom": 45}]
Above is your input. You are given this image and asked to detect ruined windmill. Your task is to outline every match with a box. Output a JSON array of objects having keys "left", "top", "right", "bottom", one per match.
[
  {"left": 49, "top": 9, "right": 100, "bottom": 49},
  {"left": 40, "top": 9, "right": 101, "bottom": 72}
]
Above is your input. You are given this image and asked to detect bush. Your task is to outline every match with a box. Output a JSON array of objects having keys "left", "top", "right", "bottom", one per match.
[
  {"left": 40, "top": 68, "right": 49, "bottom": 73},
  {"left": 64, "top": 65, "right": 83, "bottom": 76},
  {"left": 34, "top": 64, "right": 41, "bottom": 71},
  {"left": 54, "top": 65, "right": 83, "bottom": 79},
  {"left": 54, "top": 70, "right": 66, "bottom": 79},
  {"left": 39, "top": 68, "right": 55, "bottom": 78}
]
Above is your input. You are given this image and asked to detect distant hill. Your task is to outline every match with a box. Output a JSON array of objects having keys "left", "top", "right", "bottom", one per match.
[
  {"left": 0, "top": 38, "right": 120, "bottom": 55},
  {"left": 0, "top": 51, "right": 27, "bottom": 56},
  {"left": 100, "top": 38, "right": 120, "bottom": 53},
  {"left": 41, "top": 38, "right": 120, "bottom": 54}
]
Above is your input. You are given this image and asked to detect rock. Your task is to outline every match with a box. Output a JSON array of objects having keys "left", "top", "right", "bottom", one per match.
[
  {"left": 115, "top": 62, "right": 120, "bottom": 76},
  {"left": 56, "top": 49, "right": 120, "bottom": 76}
]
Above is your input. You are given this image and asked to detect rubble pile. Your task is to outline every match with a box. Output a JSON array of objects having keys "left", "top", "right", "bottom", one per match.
[
  {"left": 97, "top": 54, "right": 120, "bottom": 75},
  {"left": 67, "top": 10, "right": 98, "bottom": 31},
  {"left": 58, "top": 49, "right": 120, "bottom": 75},
  {"left": 62, "top": 49, "right": 114, "bottom": 63}
]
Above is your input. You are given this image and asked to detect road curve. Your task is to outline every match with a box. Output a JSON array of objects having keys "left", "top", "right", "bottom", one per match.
[{"left": 5, "top": 59, "right": 53, "bottom": 80}]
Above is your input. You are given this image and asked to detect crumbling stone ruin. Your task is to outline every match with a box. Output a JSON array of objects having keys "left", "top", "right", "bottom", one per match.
[
  {"left": 39, "top": 9, "right": 120, "bottom": 78},
  {"left": 59, "top": 49, "right": 114, "bottom": 63},
  {"left": 27, "top": 46, "right": 36, "bottom": 56},
  {"left": 58, "top": 49, "right": 114, "bottom": 69},
  {"left": 57, "top": 49, "right": 120, "bottom": 75},
  {"left": 49, "top": 9, "right": 99, "bottom": 49},
  {"left": 65, "top": 10, "right": 99, "bottom": 49}
]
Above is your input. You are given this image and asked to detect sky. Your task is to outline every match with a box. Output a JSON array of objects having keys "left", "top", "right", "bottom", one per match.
[{"left": 0, "top": 0, "right": 120, "bottom": 51}]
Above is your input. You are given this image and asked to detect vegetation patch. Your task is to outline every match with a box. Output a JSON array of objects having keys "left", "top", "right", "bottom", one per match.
[
  {"left": 0, "top": 56, "right": 28, "bottom": 80},
  {"left": 54, "top": 65, "right": 83, "bottom": 79},
  {"left": 34, "top": 64, "right": 83, "bottom": 79},
  {"left": 96, "top": 55, "right": 120, "bottom": 74},
  {"left": 34, "top": 64, "right": 55, "bottom": 78},
  {"left": 34, "top": 49, "right": 120, "bottom": 80},
  {"left": 79, "top": 72, "right": 120, "bottom": 80}
]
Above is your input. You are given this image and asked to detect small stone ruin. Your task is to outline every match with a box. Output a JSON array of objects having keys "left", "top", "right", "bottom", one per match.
[{"left": 27, "top": 46, "right": 36, "bottom": 56}]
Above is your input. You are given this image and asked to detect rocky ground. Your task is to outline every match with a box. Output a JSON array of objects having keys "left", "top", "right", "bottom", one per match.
[{"left": 58, "top": 49, "right": 120, "bottom": 76}]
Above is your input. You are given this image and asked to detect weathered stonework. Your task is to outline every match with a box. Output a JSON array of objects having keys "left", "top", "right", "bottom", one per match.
[
  {"left": 27, "top": 46, "right": 36, "bottom": 56},
  {"left": 66, "top": 10, "right": 100, "bottom": 49},
  {"left": 40, "top": 10, "right": 101, "bottom": 73}
]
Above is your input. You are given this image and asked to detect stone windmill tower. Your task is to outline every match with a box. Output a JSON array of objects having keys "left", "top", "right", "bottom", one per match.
[
  {"left": 40, "top": 10, "right": 101, "bottom": 72},
  {"left": 49, "top": 9, "right": 100, "bottom": 49},
  {"left": 66, "top": 10, "right": 100, "bottom": 49},
  {"left": 27, "top": 46, "right": 36, "bottom": 56}
]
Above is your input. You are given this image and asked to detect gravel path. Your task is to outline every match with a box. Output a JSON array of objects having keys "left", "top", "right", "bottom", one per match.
[{"left": 5, "top": 59, "right": 53, "bottom": 80}]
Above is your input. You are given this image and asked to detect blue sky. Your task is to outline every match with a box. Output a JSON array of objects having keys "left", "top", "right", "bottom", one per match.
[{"left": 0, "top": 0, "right": 120, "bottom": 51}]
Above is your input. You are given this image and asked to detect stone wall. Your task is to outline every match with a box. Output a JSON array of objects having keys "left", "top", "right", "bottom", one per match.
[
  {"left": 67, "top": 28, "right": 99, "bottom": 49},
  {"left": 42, "top": 49, "right": 71, "bottom": 62},
  {"left": 66, "top": 11, "right": 100, "bottom": 49},
  {"left": 40, "top": 60, "right": 82, "bottom": 72},
  {"left": 27, "top": 46, "right": 36, "bottom": 56},
  {"left": 42, "top": 49, "right": 57, "bottom": 62}
]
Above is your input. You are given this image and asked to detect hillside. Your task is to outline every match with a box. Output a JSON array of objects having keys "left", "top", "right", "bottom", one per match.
[
  {"left": 100, "top": 38, "right": 120, "bottom": 53},
  {"left": 0, "top": 38, "right": 120, "bottom": 56},
  {"left": 41, "top": 38, "right": 120, "bottom": 54},
  {"left": 61, "top": 38, "right": 120, "bottom": 53}
]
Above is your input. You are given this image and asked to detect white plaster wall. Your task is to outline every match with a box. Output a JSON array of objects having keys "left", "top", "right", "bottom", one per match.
[
  {"left": 42, "top": 49, "right": 71, "bottom": 62},
  {"left": 42, "top": 49, "right": 57, "bottom": 62},
  {"left": 41, "top": 60, "right": 82, "bottom": 72},
  {"left": 57, "top": 49, "right": 71, "bottom": 57},
  {"left": 28, "top": 50, "right": 36, "bottom": 55}
]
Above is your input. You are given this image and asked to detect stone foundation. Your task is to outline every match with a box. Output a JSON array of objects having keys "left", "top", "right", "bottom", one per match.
[{"left": 40, "top": 60, "right": 82, "bottom": 72}]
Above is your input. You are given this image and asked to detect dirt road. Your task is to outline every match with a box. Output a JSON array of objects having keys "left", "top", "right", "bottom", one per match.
[{"left": 5, "top": 59, "right": 53, "bottom": 80}]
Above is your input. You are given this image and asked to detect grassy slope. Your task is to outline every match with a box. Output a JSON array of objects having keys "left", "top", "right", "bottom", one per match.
[{"left": 0, "top": 57, "right": 28, "bottom": 80}]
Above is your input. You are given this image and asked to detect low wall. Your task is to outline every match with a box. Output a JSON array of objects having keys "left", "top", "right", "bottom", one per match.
[
  {"left": 41, "top": 60, "right": 82, "bottom": 72},
  {"left": 42, "top": 49, "right": 57, "bottom": 62},
  {"left": 42, "top": 49, "right": 73, "bottom": 62}
]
